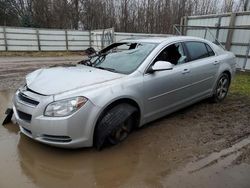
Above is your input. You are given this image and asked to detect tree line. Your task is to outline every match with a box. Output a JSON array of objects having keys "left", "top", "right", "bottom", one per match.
[{"left": 0, "top": 0, "right": 249, "bottom": 34}]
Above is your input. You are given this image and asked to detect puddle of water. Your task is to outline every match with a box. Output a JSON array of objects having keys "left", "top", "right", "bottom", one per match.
[
  {"left": 0, "top": 90, "right": 15, "bottom": 117},
  {"left": 0, "top": 88, "right": 155, "bottom": 188},
  {"left": 0, "top": 90, "right": 19, "bottom": 134}
]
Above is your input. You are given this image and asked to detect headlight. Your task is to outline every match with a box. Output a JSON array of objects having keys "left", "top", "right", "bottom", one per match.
[{"left": 44, "top": 97, "right": 88, "bottom": 117}]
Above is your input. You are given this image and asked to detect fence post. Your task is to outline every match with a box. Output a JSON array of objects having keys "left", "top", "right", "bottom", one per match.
[
  {"left": 215, "top": 16, "right": 222, "bottom": 43},
  {"left": 180, "top": 17, "right": 184, "bottom": 35},
  {"left": 3, "top": 26, "right": 8, "bottom": 51},
  {"left": 225, "top": 13, "right": 236, "bottom": 51},
  {"left": 36, "top": 29, "right": 41, "bottom": 51},
  {"left": 65, "top": 30, "right": 68, "bottom": 51},
  {"left": 101, "top": 29, "right": 105, "bottom": 49},
  {"left": 183, "top": 16, "right": 188, "bottom": 35},
  {"left": 111, "top": 27, "right": 115, "bottom": 43},
  {"left": 242, "top": 39, "right": 250, "bottom": 71},
  {"left": 89, "top": 29, "right": 92, "bottom": 48},
  {"left": 204, "top": 28, "right": 208, "bottom": 39}
]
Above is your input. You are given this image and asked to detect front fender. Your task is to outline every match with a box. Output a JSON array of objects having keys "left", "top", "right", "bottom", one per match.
[{"left": 85, "top": 76, "right": 144, "bottom": 123}]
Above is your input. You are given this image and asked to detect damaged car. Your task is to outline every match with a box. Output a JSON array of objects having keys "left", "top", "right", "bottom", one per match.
[{"left": 10, "top": 36, "right": 236, "bottom": 149}]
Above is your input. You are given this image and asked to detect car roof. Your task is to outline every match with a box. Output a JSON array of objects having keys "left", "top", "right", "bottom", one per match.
[{"left": 120, "top": 36, "right": 208, "bottom": 44}]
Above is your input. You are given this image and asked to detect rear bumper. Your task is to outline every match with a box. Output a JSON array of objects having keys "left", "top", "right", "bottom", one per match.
[{"left": 13, "top": 90, "right": 100, "bottom": 148}]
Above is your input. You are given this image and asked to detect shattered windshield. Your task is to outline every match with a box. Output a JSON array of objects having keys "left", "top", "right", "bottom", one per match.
[{"left": 91, "top": 42, "right": 157, "bottom": 74}]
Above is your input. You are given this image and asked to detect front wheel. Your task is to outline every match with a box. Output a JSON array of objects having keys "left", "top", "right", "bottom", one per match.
[
  {"left": 107, "top": 117, "right": 133, "bottom": 145},
  {"left": 94, "top": 103, "right": 137, "bottom": 150},
  {"left": 211, "top": 73, "right": 230, "bottom": 102}
]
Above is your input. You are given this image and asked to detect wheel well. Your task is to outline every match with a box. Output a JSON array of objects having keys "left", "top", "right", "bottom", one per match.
[
  {"left": 101, "top": 98, "right": 141, "bottom": 124},
  {"left": 222, "top": 70, "right": 231, "bottom": 84}
]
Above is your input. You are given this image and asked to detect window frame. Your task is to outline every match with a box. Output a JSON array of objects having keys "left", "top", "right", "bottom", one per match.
[
  {"left": 205, "top": 43, "right": 215, "bottom": 57},
  {"left": 145, "top": 42, "right": 188, "bottom": 74},
  {"left": 183, "top": 41, "right": 216, "bottom": 62}
]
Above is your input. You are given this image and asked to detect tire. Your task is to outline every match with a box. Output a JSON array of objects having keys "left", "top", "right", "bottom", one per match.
[
  {"left": 94, "top": 103, "right": 137, "bottom": 150},
  {"left": 211, "top": 73, "right": 230, "bottom": 103}
]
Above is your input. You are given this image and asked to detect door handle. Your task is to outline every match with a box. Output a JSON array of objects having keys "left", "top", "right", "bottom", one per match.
[
  {"left": 213, "top": 61, "right": 219, "bottom": 65},
  {"left": 182, "top": 68, "right": 190, "bottom": 74}
]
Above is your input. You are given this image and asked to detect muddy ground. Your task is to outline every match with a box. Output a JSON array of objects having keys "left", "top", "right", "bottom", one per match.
[
  {"left": 0, "top": 57, "right": 249, "bottom": 188},
  {"left": 0, "top": 56, "right": 83, "bottom": 90}
]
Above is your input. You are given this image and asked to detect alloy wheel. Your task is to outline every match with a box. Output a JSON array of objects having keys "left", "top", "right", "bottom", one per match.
[
  {"left": 216, "top": 76, "right": 229, "bottom": 100},
  {"left": 108, "top": 119, "right": 132, "bottom": 144}
]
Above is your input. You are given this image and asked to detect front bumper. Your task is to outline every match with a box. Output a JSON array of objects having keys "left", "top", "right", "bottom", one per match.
[{"left": 13, "top": 90, "right": 100, "bottom": 148}]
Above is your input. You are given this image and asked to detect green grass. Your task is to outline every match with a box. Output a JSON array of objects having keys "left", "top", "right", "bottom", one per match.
[{"left": 230, "top": 72, "right": 250, "bottom": 97}]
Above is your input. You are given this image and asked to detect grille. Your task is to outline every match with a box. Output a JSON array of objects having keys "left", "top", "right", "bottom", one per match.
[
  {"left": 42, "top": 135, "right": 72, "bottom": 143},
  {"left": 17, "top": 110, "right": 32, "bottom": 122},
  {"left": 18, "top": 92, "right": 39, "bottom": 106}
]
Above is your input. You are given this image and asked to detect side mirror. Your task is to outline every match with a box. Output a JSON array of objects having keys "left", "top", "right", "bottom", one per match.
[{"left": 150, "top": 61, "right": 174, "bottom": 73}]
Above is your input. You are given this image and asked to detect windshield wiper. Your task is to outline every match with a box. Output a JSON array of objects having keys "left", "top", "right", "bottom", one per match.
[
  {"left": 78, "top": 51, "right": 108, "bottom": 67},
  {"left": 92, "top": 52, "right": 109, "bottom": 65},
  {"left": 95, "top": 66, "right": 118, "bottom": 73}
]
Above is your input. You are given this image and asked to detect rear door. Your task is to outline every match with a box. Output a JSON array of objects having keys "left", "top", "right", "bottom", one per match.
[{"left": 183, "top": 41, "right": 219, "bottom": 99}]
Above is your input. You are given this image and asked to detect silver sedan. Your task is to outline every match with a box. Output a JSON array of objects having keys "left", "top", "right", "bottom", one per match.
[{"left": 12, "top": 36, "right": 236, "bottom": 149}]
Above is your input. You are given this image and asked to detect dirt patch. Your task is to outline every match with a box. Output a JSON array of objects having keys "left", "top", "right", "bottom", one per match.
[
  {"left": 0, "top": 56, "right": 83, "bottom": 90},
  {"left": 233, "top": 145, "right": 250, "bottom": 165},
  {"left": 140, "top": 93, "right": 250, "bottom": 163},
  {"left": 0, "top": 51, "right": 84, "bottom": 57}
]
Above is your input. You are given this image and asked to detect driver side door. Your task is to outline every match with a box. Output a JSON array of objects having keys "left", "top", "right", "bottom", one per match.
[{"left": 142, "top": 42, "right": 194, "bottom": 123}]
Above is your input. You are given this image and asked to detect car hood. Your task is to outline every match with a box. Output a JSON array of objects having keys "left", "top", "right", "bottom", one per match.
[{"left": 26, "top": 65, "right": 124, "bottom": 95}]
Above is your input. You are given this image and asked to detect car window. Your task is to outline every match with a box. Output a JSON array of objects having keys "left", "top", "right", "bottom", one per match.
[
  {"left": 93, "top": 43, "right": 157, "bottom": 74},
  {"left": 185, "top": 41, "right": 211, "bottom": 61},
  {"left": 154, "top": 43, "right": 187, "bottom": 65},
  {"left": 206, "top": 44, "right": 215, "bottom": 56}
]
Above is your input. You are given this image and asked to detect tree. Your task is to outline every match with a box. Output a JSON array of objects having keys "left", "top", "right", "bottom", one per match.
[
  {"left": 0, "top": 0, "right": 246, "bottom": 33},
  {"left": 0, "top": 0, "right": 19, "bottom": 26}
]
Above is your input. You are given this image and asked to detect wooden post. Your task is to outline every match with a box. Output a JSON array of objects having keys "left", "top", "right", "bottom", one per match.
[
  {"left": 65, "top": 30, "right": 69, "bottom": 51},
  {"left": 3, "top": 26, "right": 8, "bottom": 51},
  {"left": 225, "top": 13, "right": 236, "bottom": 51},
  {"left": 36, "top": 29, "right": 41, "bottom": 51}
]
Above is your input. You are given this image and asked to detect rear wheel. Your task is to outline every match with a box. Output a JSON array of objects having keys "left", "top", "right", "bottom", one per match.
[
  {"left": 211, "top": 73, "right": 230, "bottom": 102},
  {"left": 94, "top": 103, "right": 137, "bottom": 150}
]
